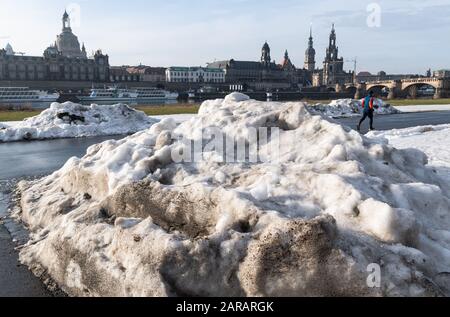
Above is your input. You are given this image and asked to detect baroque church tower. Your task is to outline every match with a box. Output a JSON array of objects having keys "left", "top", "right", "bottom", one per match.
[
  {"left": 322, "top": 24, "right": 346, "bottom": 85},
  {"left": 261, "top": 42, "right": 271, "bottom": 67},
  {"left": 325, "top": 24, "right": 339, "bottom": 62},
  {"left": 304, "top": 26, "right": 316, "bottom": 72},
  {"left": 56, "top": 10, "right": 87, "bottom": 59}
]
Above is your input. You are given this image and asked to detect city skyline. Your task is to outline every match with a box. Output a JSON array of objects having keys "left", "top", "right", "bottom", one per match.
[{"left": 1, "top": 0, "right": 449, "bottom": 74}]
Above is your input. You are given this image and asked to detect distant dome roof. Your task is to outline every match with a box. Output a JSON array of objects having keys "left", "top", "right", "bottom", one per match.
[
  {"left": 305, "top": 46, "right": 315, "bottom": 55},
  {"left": 262, "top": 42, "right": 270, "bottom": 50}
]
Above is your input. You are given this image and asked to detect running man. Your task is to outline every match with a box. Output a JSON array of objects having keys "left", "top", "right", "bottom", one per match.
[{"left": 357, "top": 91, "right": 376, "bottom": 131}]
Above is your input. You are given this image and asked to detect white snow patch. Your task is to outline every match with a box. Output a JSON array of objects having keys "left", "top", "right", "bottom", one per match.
[
  {"left": 368, "top": 124, "right": 450, "bottom": 183},
  {"left": 152, "top": 114, "right": 196, "bottom": 124},
  {"left": 224, "top": 92, "right": 251, "bottom": 103},
  {"left": 0, "top": 102, "right": 157, "bottom": 142},
  {"left": 394, "top": 104, "right": 450, "bottom": 113},
  {"left": 16, "top": 94, "right": 450, "bottom": 297}
]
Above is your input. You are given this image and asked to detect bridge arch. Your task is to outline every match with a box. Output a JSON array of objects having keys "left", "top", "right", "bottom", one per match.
[
  {"left": 344, "top": 85, "right": 357, "bottom": 95},
  {"left": 402, "top": 80, "right": 440, "bottom": 91},
  {"left": 366, "top": 84, "right": 391, "bottom": 98},
  {"left": 402, "top": 82, "right": 437, "bottom": 98}
]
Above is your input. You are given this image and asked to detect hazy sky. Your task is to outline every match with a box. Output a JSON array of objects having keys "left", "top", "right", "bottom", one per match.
[{"left": 1, "top": 0, "right": 449, "bottom": 74}]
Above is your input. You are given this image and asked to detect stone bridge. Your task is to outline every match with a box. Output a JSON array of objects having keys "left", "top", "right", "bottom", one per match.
[{"left": 340, "top": 77, "right": 450, "bottom": 99}]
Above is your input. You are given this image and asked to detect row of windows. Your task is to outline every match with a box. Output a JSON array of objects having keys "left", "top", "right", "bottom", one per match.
[
  {"left": 4, "top": 66, "right": 95, "bottom": 73},
  {"left": 168, "top": 78, "right": 224, "bottom": 83},
  {"left": 0, "top": 73, "right": 97, "bottom": 80},
  {"left": 0, "top": 71, "right": 107, "bottom": 81},
  {"left": 110, "top": 75, "right": 140, "bottom": 82},
  {"left": 168, "top": 71, "right": 224, "bottom": 77}
]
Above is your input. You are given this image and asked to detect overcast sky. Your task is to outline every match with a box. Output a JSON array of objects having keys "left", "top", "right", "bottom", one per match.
[{"left": 1, "top": 0, "right": 449, "bottom": 74}]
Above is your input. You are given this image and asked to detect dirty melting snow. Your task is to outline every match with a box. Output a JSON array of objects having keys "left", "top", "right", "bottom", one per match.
[
  {"left": 0, "top": 102, "right": 156, "bottom": 142},
  {"left": 17, "top": 93, "right": 450, "bottom": 297},
  {"left": 308, "top": 98, "right": 400, "bottom": 118}
]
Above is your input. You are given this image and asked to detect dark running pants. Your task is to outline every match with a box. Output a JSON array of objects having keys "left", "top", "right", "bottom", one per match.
[{"left": 359, "top": 110, "right": 374, "bottom": 129}]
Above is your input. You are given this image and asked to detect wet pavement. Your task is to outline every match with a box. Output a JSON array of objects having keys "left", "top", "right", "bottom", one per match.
[
  {"left": 0, "top": 135, "right": 124, "bottom": 297},
  {"left": 337, "top": 110, "right": 450, "bottom": 134}
]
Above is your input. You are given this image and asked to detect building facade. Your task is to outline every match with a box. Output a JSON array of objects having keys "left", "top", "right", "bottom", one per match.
[
  {"left": 0, "top": 11, "right": 109, "bottom": 83},
  {"left": 166, "top": 67, "right": 225, "bottom": 83},
  {"left": 109, "top": 65, "right": 166, "bottom": 83},
  {"left": 434, "top": 69, "right": 450, "bottom": 78},
  {"left": 356, "top": 71, "right": 420, "bottom": 83},
  {"left": 207, "top": 42, "right": 306, "bottom": 90}
]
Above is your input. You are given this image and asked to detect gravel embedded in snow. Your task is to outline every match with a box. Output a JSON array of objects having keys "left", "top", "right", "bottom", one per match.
[
  {"left": 15, "top": 93, "right": 450, "bottom": 297},
  {"left": 0, "top": 102, "right": 157, "bottom": 142}
]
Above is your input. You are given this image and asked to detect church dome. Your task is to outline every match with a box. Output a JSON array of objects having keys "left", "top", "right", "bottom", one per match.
[
  {"left": 305, "top": 46, "right": 315, "bottom": 55},
  {"left": 56, "top": 30, "right": 84, "bottom": 58}
]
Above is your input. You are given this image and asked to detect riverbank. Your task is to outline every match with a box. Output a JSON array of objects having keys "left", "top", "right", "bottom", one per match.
[{"left": 3, "top": 99, "right": 450, "bottom": 122}]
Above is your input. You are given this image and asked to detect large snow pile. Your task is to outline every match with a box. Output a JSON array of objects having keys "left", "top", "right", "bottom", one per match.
[
  {"left": 0, "top": 102, "right": 156, "bottom": 142},
  {"left": 368, "top": 124, "right": 450, "bottom": 183},
  {"left": 16, "top": 93, "right": 450, "bottom": 297},
  {"left": 308, "top": 99, "right": 400, "bottom": 118}
]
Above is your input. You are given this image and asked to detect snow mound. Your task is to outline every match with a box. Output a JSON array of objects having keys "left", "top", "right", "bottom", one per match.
[
  {"left": 224, "top": 92, "right": 250, "bottom": 103},
  {"left": 0, "top": 102, "right": 156, "bottom": 142},
  {"left": 17, "top": 94, "right": 450, "bottom": 297},
  {"left": 308, "top": 99, "right": 400, "bottom": 118}
]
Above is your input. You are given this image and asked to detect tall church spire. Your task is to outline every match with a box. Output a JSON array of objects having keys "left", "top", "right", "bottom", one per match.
[
  {"left": 304, "top": 25, "right": 316, "bottom": 72},
  {"left": 326, "top": 23, "right": 338, "bottom": 61}
]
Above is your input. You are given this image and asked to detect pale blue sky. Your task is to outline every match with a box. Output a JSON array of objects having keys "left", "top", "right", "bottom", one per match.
[{"left": 1, "top": 0, "right": 449, "bottom": 74}]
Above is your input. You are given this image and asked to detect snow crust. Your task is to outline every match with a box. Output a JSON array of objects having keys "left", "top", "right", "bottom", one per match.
[
  {"left": 0, "top": 102, "right": 156, "bottom": 142},
  {"left": 309, "top": 99, "right": 400, "bottom": 118},
  {"left": 368, "top": 124, "right": 450, "bottom": 183},
  {"left": 16, "top": 93, "right": 450, "bottom": 297}
]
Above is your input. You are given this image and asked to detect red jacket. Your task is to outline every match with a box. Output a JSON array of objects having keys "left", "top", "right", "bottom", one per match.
[{"left": 361, "top": 96, "right": 375, "bottom": 111}]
